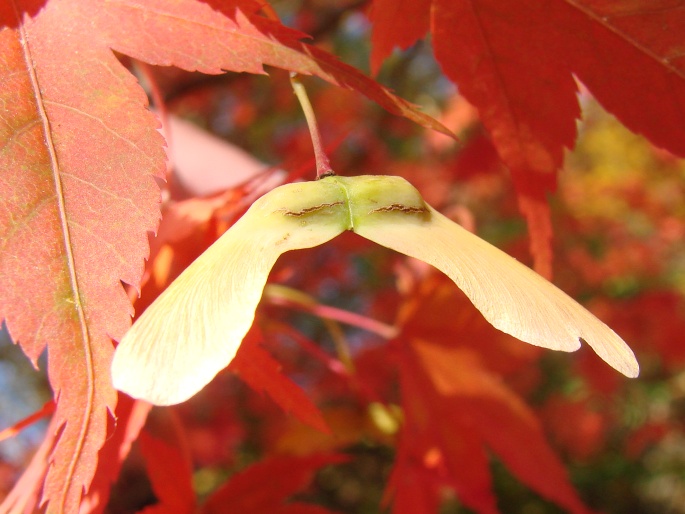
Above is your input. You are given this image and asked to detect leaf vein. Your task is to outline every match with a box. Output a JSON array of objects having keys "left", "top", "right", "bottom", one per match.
[
  {"left": 563, "top": 0, "right": 685, "bottom": 80},
  {"left": 0, "top": 118, "right": 40, "bottom": 157},
  {"left": 43, "top": 100, "right": 156, "bottom": 166},
  {"left": 62, "top": 173, "right": 147, "bottom": 219}
]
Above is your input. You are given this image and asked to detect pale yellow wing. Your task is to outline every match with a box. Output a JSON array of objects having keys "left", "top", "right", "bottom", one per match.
[
  {"left": 112, "top": 181, "right": 349, "bottom": 405},
  {"left": 355, "top": 202, "right": 639, "bottom": 378}
]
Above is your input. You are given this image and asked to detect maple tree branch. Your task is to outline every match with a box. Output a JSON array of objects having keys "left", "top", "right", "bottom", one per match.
[{"left": 290, "top": 73, "right": 334, "bottom": 179}]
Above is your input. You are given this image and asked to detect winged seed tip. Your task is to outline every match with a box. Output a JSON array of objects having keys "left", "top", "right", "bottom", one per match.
[{"left": 617, "top": 349, "right": 640, "bottom": 378}]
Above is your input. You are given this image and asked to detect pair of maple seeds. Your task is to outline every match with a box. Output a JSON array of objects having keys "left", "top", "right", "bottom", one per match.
[
  {"left": 111, "top": 173, "right": 639, "bottom": 405},
  {"left": 111, "top": 80, "right": 639, "bottom": 406}
]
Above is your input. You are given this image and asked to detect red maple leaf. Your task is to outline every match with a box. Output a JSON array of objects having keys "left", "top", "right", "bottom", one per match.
[
  {"left": 200, "top": 454, "right": 345, "bottom": 514},
  {"left": 389, "top": 339, "right": 592, "bottom": 514},
  {"left": 369, "top": 0, "right": 685, "bottom": 276},
  {"left": 138, "top": 408, "right": 196, "bottom": 514},
  {"left": 229, "top": 327, "right": 330, "bottom": 434}
]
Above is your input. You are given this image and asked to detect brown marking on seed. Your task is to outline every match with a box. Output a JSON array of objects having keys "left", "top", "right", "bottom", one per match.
[
  {"left": 370, "top": 204, "right": 427, "bottom": 214},
  {"left": 277, "top": 201, "right": 344, "bottom": 217},
  {"left": 275, "top": 233, "right": 291, "bottom": 246}
]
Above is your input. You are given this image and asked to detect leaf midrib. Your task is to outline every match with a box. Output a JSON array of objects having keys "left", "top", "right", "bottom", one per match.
[
  {"left": 564, "top": 0, "right": 685, "bottom": 80},
  {"left": 15, "top": 2, "right": 96, "bottom": 511}
]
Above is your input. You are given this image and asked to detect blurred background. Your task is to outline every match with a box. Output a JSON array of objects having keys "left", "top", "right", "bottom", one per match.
[{"left": 2, "top": 1, "right": 685, "bottom": 512}]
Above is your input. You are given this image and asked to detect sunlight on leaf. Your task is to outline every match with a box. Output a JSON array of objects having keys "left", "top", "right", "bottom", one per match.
[{"left": 112, "top": 175, "right": 639, "bottom": 406}]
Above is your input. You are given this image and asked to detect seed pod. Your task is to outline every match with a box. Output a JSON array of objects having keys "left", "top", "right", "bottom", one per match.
[{"left": 112, "top": 175, "right": 638, "bottom": 406}]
